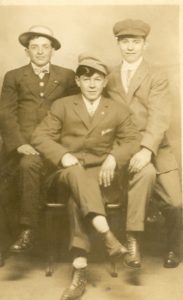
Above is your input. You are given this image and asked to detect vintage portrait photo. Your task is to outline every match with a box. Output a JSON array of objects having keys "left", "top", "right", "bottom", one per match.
[{"left": 0, "top": 0, "right": 182, "bottom": 299}]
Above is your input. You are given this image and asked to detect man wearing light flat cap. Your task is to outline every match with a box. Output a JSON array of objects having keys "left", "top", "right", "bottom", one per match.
[
  {"left": 0, "top": 25, "right": 78, "bottom": 259},
  {"left": 106, "top": 18, "right": 182, "bottom": 269},
  {"left": 32, "top": 53, "right": 140, "bottom": 300}
]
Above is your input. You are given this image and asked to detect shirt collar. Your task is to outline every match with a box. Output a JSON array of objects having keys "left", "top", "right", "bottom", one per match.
[
  {"left": 122, "top": 57, "right": 143, "bottom": 71},
  {"left": 82, "top": 95, "right": 101, "bottom": 106},
  {"left": 31, "top": 62, "right": 50, "bottom": 74}
]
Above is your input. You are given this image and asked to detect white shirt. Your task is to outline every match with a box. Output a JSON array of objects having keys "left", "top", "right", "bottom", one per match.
[
  {"left": 82, "top": 96, "right": 101, "bottom": 116},
  {"left": 31, "top": 62, "right": 50, "bottom": 79},
  {"left": 121, "top": 57, "right": 143, "bottom": 93}
]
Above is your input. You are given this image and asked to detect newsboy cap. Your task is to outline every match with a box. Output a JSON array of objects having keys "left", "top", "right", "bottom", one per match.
[
  {"left": 19, "top": 25, "right": 61, "bottom": 50},
  {"left": 113, "top": 19, "right": 150, "bottom": 38},
  {"left": 78, "top": 53, "right": 108, "bottom": 75}
]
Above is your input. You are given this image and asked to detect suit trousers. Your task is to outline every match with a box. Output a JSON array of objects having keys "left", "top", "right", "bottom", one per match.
[
  {"left": 19, "top": 154, "right": 45, "bottom": 228},
  {"left": 153, "top": 169, "right": 182, "bottom": 252},
  {"left": 54, "top": 164, "right": 126, "bottom": 252}
]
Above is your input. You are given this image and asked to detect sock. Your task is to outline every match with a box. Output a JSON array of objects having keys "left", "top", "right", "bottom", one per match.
[
  {"left": 92, "top": 215, "right": 109, "bottom": 233},
  {"left": 72, "top": 257, "right": 87, "bottom": 269}
]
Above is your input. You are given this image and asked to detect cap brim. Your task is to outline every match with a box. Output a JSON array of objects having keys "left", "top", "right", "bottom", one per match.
[{"left": 19, "top": 31, "right": 61, "bottom": 50}]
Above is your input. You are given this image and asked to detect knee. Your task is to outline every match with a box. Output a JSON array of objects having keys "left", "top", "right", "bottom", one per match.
[
  {"left": 57, "top": 165, "right": 85, "bottom": 185},
  {"left": 19, "top": 154, "right": 43, "bottom": 171},
  {"left": 140, "top": 163, "right": 156, "bottom": 182}
]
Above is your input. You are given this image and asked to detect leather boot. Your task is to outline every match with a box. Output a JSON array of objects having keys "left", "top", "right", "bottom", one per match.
[
  {"left": 124, "top": 232, "right": 141, "bottom": 269},
  {"left": 102, "top": 230, "right": 128, "bottom": 257},
  {"left": 0, "top": 251, "right": 4, "bottom": 267},
  {"left": 10, "top": 229, "right": 34, "bottom": 253},
  {"left": 164, "top": 251, "right": 180, "bottom": 268},
  {"left": 60, "top": 267, "right": 87, "bottom": 300}
]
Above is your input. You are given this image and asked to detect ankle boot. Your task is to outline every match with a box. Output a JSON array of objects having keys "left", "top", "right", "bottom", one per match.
[
  {"left": 124, "top": 232, "right": 141, "bottom": 269},
  {"left": 60, "top": 267, "right": 87, "bottom": 300},
  {"left": 102, "top": 230, "right": 128, "bottom": 257},
  {"left": 10, "top": 229, "right": 34, "bottom": 253}
]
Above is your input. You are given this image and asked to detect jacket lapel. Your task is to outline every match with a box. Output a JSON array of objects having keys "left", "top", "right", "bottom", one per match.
[
  {"left": 126, "top": 60, "right": 149, "bottom": 102},
  {"left": 88, "top": 97, "right": 110, "bottom": 134},
  {"left": 44, "top": 65, "right": 61, "bottom": 98},
  {"left": 73, "top": 94, "right": 91, "bottom": 130},
  {"left": 112, "top": 66, "right": 127, "bottom": 102},
  {"left": 23, "top": 64, "right": 40, "bottom": 98}
]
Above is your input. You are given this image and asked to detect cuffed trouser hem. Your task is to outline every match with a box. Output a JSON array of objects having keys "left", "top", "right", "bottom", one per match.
[
  {"left": 126, "top": 222, "right": 145, "bottom": 232},
  {"left": 20, "top": 217, "right": 37, "bottom": 228},
  {"left": 69, "top": 237, "right": 91, "bottom": 253}
]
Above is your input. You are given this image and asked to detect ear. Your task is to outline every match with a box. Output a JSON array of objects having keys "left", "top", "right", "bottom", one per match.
[
  {"left": 144, "top": 39, "right": 149, "bottom": 50},
  {"left": 24, "top": 48, "right": 30, "bottom": 58},
  {"left": 75, "top": 76, "right": 81, "bottom": 88},
  {"left": 103, "top": 77, "right": 108, "bottom": 88}
]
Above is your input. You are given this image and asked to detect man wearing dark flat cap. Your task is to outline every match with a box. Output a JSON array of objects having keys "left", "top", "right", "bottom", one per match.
[
  {"left": 106, "top": 18, "right": 182, "bottom": 269},
  {"left": 0, "top": 25, "right": 78, "bottom": 260},
  {"left": 32, "top": 53, "right": 140, "bottom": 300}
]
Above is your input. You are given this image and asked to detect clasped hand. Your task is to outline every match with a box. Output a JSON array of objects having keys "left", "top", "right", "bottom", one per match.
[
  {"left": 128, "top": 148, "right": 152, "bottom": 174},
  {"left": 61, "top": 153, "right": 116, "bottom": 187},
  {"left": 99, "top": 154, "right": 116, "bottom": 187},
  {"left": 17, "top": 144, "right": 39, "bottom": 155}
]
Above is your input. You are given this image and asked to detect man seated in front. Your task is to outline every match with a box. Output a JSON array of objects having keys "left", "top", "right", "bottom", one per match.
[{"left": 32, "top": 54, "right": 140, "bottom": 300}]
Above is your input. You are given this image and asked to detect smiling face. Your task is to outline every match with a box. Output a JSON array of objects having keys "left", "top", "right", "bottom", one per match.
[
  {"left": 25, "top": 36, "right": 54, "bottom": 67},
  {"left": 118, "top": 36, "right": 147, "bottom": 63},
  {"left": 75, "top": 72, "right": 107, "bottom": 102}
]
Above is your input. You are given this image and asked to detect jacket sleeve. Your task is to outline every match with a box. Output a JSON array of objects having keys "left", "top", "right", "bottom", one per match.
[
  {"left": 31, "top": 101, "right": 68, "bottom": 166},
  {"left": 0, "top": 71, "right": 27, "bottom": 152},
  {"left": 110, "top": 106, "right": 141, "bottom": 169},
  {"left": 140, "top": 70, "right": 171, "bottom": 155}
]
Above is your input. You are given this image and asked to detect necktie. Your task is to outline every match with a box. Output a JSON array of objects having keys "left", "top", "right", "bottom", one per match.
[
  {"left": 126, "top": 69, "right": 132, "bottom": 87},
  {"left": 34, "top": 67, "right": 49, "bottom": 79}
]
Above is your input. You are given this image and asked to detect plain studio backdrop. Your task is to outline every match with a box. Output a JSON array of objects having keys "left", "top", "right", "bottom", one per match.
[{"left": 0, "top": 4, "right": 181, "bottom": 169}]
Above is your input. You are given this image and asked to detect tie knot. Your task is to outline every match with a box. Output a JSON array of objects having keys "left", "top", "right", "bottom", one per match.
[{"left": 34, "top": 67, "right": 49, "bottom": 75}]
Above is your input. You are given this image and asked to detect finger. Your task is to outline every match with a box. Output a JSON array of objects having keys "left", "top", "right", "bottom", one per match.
[{"left": 99, "top": 171, "right": 103, "bottom": 185}]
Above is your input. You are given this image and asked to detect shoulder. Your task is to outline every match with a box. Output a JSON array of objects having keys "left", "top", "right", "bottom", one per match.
[
  {"left": 144, "top": 60, "right": 168, "bottom": 81},
  {"left": 51, "top": 64, "right": 75, "bottom": 77},
  {"left": 103, "top": 96, "right": 130, "bottom": 117},
  {"left": 3, "top": 65, "right": 29, "bottom": 81},
  {"left": 51, "top": 94, "right": 79, "bottom": 110}
]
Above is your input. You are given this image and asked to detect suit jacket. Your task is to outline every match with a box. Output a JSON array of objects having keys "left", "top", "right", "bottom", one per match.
[
  {"left": 106, "top": 60, "right": 178, "bottom": 173},
  {"left": 0, "top": 63, "right": 78, "bottom": 153},
  {"left": 32, "top": 94, "right": 140, "bottom": 170}
]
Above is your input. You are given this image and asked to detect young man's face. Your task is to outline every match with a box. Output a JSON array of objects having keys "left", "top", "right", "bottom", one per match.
[
  {"left": 118, "top": 36, "right": 147, "bottom": 63},
  {"left": 75, "top": 72, "right": 107, "bottom": 102},
  {"left": 25, "top": 36, "right": 54, "bottom": 67}
]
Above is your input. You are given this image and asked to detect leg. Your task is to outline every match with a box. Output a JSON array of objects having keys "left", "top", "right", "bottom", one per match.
[
  {"left": 57, "top": 165, "right": 127, "bottom": 257},
  {"left": 125, "top": 163, "right": 156, "bottom": 268},
  {"left": 10, "top": 154, "right": 45, "bottom": 252},
  {"left": 153, "top": 169, "right": 182, "bottom": 267}
]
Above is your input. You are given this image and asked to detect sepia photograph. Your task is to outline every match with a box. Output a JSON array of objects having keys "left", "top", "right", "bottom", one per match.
[{"left": 0, "top": 0, "right": 182, "bottom": 299}]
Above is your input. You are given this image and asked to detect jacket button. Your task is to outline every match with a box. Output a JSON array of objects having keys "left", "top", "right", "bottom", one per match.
[
  {"left": 39, "top": 82, "right": 44, "bottom": 87},
  {"left": 40, "top": 92, "right": 44, "bottom": 97}
]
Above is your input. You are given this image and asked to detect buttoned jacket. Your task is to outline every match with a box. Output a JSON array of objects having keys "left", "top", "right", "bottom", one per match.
[
  {"left": 0, "top": 63, "right": 78, "bottom": 153},
  {"left": 32, "top": 94, "right": 140, "bottom": 169}
]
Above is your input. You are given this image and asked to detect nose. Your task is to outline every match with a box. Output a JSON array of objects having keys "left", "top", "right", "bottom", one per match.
[
  {"left": 127, "top": 41, "right": 134, "bottom": 51},
  {"left": 37, "top": 46, "right": 43, "bottom": 54},
  {"left": 89, "top": 78, "right": 95, "bottom": 88}
]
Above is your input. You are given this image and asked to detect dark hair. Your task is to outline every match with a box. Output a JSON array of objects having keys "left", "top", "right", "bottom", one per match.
[
  {"left": 26, "top": 34, "right": 53, "bottom": 48},
  {"left": 75, "top": 65, "right": 105, "bottom": 77}
]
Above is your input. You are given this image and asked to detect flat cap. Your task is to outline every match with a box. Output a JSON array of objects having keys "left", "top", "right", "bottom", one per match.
[
  {"left": 78, "top": 53, "right": 108, "bottom": 75},
  {"left": 19, "top": 25, "right": 61, "bottom": 50},
  {"left": 113, "top": 19, "right": 150, "bottom": 38}
]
